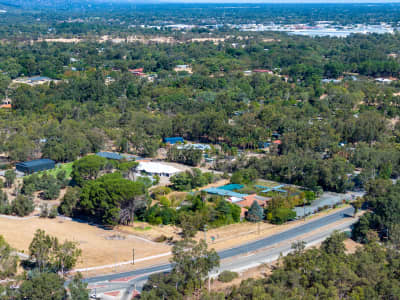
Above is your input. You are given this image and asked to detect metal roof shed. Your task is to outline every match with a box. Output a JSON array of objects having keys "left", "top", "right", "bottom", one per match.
[
  {"left": 16, "top": 159, "right": 55, "bottom": 174},
  {"left": 96, "top": 152, "right": 123, "bottom": 160},
  {"left": 163, "top": 137, "right": 184, "bottom": 145}
]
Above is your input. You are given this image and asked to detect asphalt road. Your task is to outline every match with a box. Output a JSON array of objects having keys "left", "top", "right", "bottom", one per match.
[{"left": 84, "top": 206, "right": 355, "bottom": 296}]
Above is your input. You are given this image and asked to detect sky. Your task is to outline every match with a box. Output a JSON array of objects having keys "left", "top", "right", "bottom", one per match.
[
  {"left": 96, "top": 0, "right": 400, "bottom": 4},
  {"left": 149, "top": 0, "right": 400, "bottom": 2}
]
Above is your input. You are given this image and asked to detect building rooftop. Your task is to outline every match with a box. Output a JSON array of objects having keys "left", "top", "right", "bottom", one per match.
[
  {"left": 137, "top": 162, "right": 181, "bottom": 175},
  {"left": 17, "top": 158, "right": 55, "bottom": 168},
  {"left": 28, "top": 76, "right": 51, "bottom": 82},
  {"left": 164, "top": 137, "right": 184, "bottom": 144},
  {"left": 203, "top": 187, "right": 248, "bottom": 198},
  {"left": 235, "top": 194, "right": 270, "bottom": 208},
  {"left": 96, "top": 152, "right": 124, "bottom": 160}
]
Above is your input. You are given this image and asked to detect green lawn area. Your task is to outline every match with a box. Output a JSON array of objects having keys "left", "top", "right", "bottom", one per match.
[
  {"left": 255, "top": 179, "right": 283, "bottom": 187},
  {"left": 233, "top": 180, "right": 299, "bottom": 197},
  {"left": 39, "top": 162, "right": 73, "bottom": 178}
]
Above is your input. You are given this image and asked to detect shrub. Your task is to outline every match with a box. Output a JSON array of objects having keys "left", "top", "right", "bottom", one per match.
[
  {"left": 152, "top": 186, "right": 172, "bottom": 198},
  {"left": 49, "top": 206, "right": 58, "bottom": 218},
  {"left": 159, "top": 196, "right": 171, "bottom": 207},
  {"left": 154, "top": 235, "right": 168, "bottom": 243},
  {"left": 270, "top": 208, "right": 296, "bottom": 225},
  {"left": 246, "top": 201, "right": 264, "bottom": 222},
  {"left": 40, "top": 204, "right": 49, "bottom": 218},
  {"left": 160, "top": 208, "right": 177, "bottom": 225},
  {"left": 218, "top": 271, "right": 239, "bottom": 283},
  {"left": 148, "top": 215, "right": 162, "bottom": 225},
  {"left": 58, "top": 187, "right": 81, "bottom": 217},
  {"left": 11, "top": 195, "right": 34, "bottom": 217}
]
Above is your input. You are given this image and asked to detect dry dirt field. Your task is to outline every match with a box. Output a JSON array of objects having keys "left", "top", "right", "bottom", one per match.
[{"left": 0, "top": 216, "right": 170, "bottom": 268}]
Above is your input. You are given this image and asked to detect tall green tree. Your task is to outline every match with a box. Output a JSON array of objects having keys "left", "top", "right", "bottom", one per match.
[
  {"left": 4, "top": 170, "right": 16, "bottom": 188},
  {"left": 71, "top": 155, "right": 107, "bottom": 186},
  {"left": 17, "top": 272, "right": 66, "bottom": 300},
  {"left": 142, "top": 239, "right": 220, "bottom": 297},
  {"left": 68, "top": 273, "right": 89, "bottom": 300},
  {"left": 0, "top": 235, "right": 18, "bottom": 279},
  {"left": 246, "top": 201, "right": 264, "bottom": 222}
]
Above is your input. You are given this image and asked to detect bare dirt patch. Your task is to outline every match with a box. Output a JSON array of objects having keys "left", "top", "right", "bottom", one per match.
[
  {"left": 191, "top": 37, "right": 226, "bottom": 44},
  {"left": 344, "top": 238, "right": 361, "bottom": 254},
  {"left": 262, "top": 38, "right": 281, "bottom": 42},
  {"left": 0, "top": 217, "right": 170, "bottom": 268}
]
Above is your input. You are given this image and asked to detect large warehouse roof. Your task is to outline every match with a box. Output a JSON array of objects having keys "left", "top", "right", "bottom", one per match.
[
  {"left": 137, "top": 162, "right": 181, "bottom": 175},
  {"left": 15, "top": 159, "right": 55, "bottom": 174}
]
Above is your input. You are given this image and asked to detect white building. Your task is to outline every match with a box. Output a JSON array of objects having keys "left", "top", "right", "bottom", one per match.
[
  {"left": 176, "top": 143, "right": 211, "bottom": 151},
  {"left": 136, "top": 162, "right": 181, "bottom": 177}
]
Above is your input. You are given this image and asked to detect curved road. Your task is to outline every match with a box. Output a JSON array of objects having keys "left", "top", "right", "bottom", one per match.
[{"left": 84, "top": 206, "right": 354, "bottom": 286}]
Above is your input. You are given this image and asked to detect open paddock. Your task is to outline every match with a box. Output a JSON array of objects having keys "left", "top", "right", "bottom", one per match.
[{"left": 0, "top": 216, "right": 170, "bottom": 268}]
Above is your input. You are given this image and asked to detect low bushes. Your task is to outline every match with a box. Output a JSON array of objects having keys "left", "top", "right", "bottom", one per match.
[{"left": 218, "top": 270, "right": 239, "bottom": 283}]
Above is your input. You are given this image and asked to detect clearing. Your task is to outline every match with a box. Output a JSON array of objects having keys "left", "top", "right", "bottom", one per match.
[
  {"left": 40, "top": 162, "right": 73, "bottom": 178},
  {"left": 0, "top": 216, "right": 170, "bottom": 268}
]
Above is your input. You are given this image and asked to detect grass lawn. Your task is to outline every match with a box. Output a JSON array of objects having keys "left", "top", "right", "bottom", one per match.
[
  {"left": 39, "top": 162, "right": 73, "bottom": 178},
  {"left": 233, "top": 179, "right": 301, "bottom": 197}
]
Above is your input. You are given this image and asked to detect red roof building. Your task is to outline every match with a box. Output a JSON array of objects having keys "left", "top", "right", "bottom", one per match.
[
  {"left": 235, "top": 194, "right": 271, "bottom": 208},
  {"left": 129, "top": 68, "right": 144, "bottom": 73},
  {"left": 253, "top": 69, "right": 273, "bottom": 74}
]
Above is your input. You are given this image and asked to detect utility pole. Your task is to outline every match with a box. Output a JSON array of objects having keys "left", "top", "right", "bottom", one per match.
[
  {"left": 114, "top": 250, "right": 117, "bottom": 273},
  {"left": 303, "top": 196, "right": 306, "bottom": 222},
  {"left": 132, "top": 248, "right": 135, "bottom": 265}
]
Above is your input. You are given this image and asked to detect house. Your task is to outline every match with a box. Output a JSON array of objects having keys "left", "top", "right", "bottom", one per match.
[
  {"left": 272, "top": 133, "right": 281, "bottom": 139},
  {"left": 177, "top": 143, "right": 211, "bottom": 151},
  {"left": 16, "top": 159, "right": 55, "bottom": 174},
  {"left": 0, "top": 97, "right": 11, "bottom": 109},
  {"left": 147, "top": 74, "right": 157, "bottom": 82},
  {"left": 174, "top": 65, "right": 192, "bottom": 73},
  {"left": 322, "top": 78, "right": 342, "bottom": 84},
  {"left": 136, "top": 162, "right": 181, "bottom": 177},
  {"left": 163, "top": 137, "right": 184, "bottom": 145},
  {"left": 234, "top": 194, "right": 271, "bottom": 208},
  {"left": 259, "top": 142, "right": 271, "bottom": 150},
  {"left": 12, "top": 76, "right": 56, "bottom": 86},
  {"left": 105, "top": 76, "right": 115, "bottom": 85},
  {"left": 229, "top": 194, "right": 271, "bottom": 219},
  {"left": 253, "top": 69, "right": 273, "bottom": 75},
  {"left": 129, "top": 68, "right": 144, "bottom": 73},
  {"left": 129, "top": 68, "right": 147, "bottom": 77},
  {"left": 375, "top": 78, "right": 393, "bottom": 84},
  {"left": 243, "top": 70, "right": 252, "bottom": 76}
]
